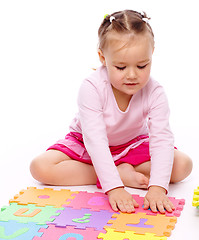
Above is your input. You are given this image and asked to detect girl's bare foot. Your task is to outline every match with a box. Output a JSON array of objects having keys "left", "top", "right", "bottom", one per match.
[{"left": 117, "top": 163, "right": 149, "bottom": 189}]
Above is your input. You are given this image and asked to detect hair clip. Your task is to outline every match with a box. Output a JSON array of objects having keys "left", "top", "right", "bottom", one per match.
[
  {"left": 142, "top": 17, "right": 149, "bottom": 24},
  {"left": 139, "top": 11, "right": 150, "bottom": 24},
  {"left": 104, "top": 14, "right": 109, "bottom": 19},
  {"left": 110, "top": 16, "right": 115, "bottom": 23}
]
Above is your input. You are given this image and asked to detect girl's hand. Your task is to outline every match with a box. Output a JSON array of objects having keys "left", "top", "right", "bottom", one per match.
[
  {"left": 107, "top": 187, "right": 139, "bottom": 213},
  {"left": 144, "top": 186, "right": 175, "bottom": 213}
]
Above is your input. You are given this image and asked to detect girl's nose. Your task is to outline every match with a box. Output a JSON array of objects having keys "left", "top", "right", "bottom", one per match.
[{"left": 126, "top": 68, "right": 137, "bottom": 80}]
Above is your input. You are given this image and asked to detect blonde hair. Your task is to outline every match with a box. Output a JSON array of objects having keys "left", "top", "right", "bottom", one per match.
[{"left": 98, "top": 10, "right": 154, "bottom": 50}]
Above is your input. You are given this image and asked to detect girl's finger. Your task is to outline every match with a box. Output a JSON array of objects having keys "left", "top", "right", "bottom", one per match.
[
  {"left": 149, "top": 201, "right": 158, "bottom": 213},
  {"left": 133, "top": 199, "right": 139, "bottom": 208},
  {"left": 163, "top": 200, "right": 174, "bottom": 213},
  {"left": 143, "top": 198, "right": 150, "bottom": 210},
  {"left": 126, "top": 200, "right": 135, "bottom": 213},
  {"left": 157, "top": 200, "right": 165, "bottom": 213},
  {"left": 110, "top": 200, "right": 119, "bottom": 212}
]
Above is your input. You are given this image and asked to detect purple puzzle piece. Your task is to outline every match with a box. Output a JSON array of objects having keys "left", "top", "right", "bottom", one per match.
[{"left": 48, "top": 207, "right": 115, "bottom": 231}]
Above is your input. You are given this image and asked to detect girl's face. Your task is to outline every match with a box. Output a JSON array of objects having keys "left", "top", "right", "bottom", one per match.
[{"left": 98, "top": 32, "right": 154, "bottom": 98}]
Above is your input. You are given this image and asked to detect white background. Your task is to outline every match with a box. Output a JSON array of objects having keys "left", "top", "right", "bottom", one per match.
[{"left": 0, "top": 0, "right": 199, "bottom": 239}]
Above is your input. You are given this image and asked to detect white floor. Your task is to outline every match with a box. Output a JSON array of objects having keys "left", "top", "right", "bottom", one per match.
[{"left": 0, "top": 0, "right": 199, "bottom": 239}]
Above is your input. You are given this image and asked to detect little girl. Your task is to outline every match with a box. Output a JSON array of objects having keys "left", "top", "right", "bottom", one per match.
[{"left": 30, "top": 10, "right": 192, "bottom": 213}]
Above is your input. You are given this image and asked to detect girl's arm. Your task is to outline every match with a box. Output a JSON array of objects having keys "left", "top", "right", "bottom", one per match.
[
  {"left": 78, "top": 79, "right": 124, "bottom": 193},
  {"left": 78, "top": 79, "right": 139, "bottom": 212},
  {"left": 146, "top": 82, "right": 175, "bottom": 212},
  {"left": 147, "top": 83, "right": 174, "bottom": 191}
]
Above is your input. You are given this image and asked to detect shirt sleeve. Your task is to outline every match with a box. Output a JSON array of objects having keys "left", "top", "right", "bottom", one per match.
[
  {"left": 147, "top": 84, "right": 174, "bottom": 192},
  {"left": 77, "top": 79, "right": 124, "bottom": 193}
]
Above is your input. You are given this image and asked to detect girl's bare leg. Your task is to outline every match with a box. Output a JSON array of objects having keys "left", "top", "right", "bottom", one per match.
[
  {"left": 30, "top": 150, "right": 97, "bottom": 186},
  {"left": 170, "top": 149, "right": 193, "bottom": 183},
  {"left": 30, "top": 150, "right": 148, "bottom": 188},
  {"left": 134, "top": 149, "right": 193, "bottom": 183},
  {"left": 30, "top": 149, "right": 192, "bottom": 188}
]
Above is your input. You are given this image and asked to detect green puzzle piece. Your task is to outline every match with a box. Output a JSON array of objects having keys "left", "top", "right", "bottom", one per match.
[{"left": 0, "top": 203, "right": 63, "bottom": 224}]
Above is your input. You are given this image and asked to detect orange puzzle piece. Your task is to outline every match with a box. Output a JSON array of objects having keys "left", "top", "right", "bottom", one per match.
[
  {"left": 9, "top": 187, "right": 79, "bottom": 208},
  {"left": 105, "top": 212, "right": 177, "bottom": 237}
]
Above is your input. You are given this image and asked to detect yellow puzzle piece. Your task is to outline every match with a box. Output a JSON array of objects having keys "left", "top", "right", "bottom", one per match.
[
  {"left": 192, "top": 186, "right": 199, "bottom": 207},
  {"left": 98, "top": 228, "right": 167, "bottom": 240}
]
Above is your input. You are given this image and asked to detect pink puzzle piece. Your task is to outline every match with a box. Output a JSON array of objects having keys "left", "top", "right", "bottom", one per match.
[
  {"left": 132, "top": 194, "right": 185, "bottom": 217},
  {"left": 66, "top": 192, "right": 185, "bottom": 217},
  {"left": 33, "top": 225, "right": 103, "bottom": 240},
  {"left": 65, "top": 191, "right": 113, "bottom": 212}
]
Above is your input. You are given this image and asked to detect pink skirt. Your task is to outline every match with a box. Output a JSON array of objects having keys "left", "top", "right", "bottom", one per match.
[{"left": 47, "top": 132, "right": 151, "bottom": 188}]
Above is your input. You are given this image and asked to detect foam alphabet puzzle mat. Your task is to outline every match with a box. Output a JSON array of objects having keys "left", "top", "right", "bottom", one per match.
[{"left": 0, "top": 187, "right": 185, "bottom": 239}]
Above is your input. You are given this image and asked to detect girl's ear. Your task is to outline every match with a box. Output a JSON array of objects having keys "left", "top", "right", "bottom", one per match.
[{"left": 98, "top": 49, "right": 106, "bottom": 66}]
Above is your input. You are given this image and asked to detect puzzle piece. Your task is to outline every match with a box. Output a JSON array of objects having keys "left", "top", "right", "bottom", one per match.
[
  {"left": 0, "top": 220, "right": 47, "bottom": 240},
  {"left": 48, "top": 207, "right": 115, "bottom": 230},
  {"left": 132, "top": 195, "right": 185, "bottom": 217},
  {"left": 65, "top": 191, "right": 114, "bottom": 212},
  {"left": 0, "top": 203, "right": 63, "bottom": 224},
  {"left": 98, "top": 228, "right": 167, "bottom": 240},
  {"left": 9, "top": 187, "right": 78, "bottom": 208},
  {"left": 192, "top": 186, "right": 199, "bottom": 207},
  {"left": 105, "top": 212, "right": 177, "bottom": 237},
  {"left": 66, "top": 192, "right": 185, "bottom": 217},
  {"left": 33, "top": 225, "right": 103, "bottom": 240}
]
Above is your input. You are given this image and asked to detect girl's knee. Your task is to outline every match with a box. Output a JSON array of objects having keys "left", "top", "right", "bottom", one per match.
[
  {"left": 182, "top": 154, "right": 193, "bottom": 176},
  {"left": 30, "top": 157, "right": 41, "bottom": 181},
  {"left": 30, "top": 155, "right": 50, "bottom": 184},
  {"left": 171, "top": 151, "right": 193, "bottom": 183}
]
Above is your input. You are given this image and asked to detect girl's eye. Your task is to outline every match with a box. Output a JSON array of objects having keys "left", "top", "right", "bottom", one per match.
[
  {"left": 116, "top": 66, "right": 126, "bottom": 71},
  {"left": 137, "top": 64, "right": 147, "bottom": 69}
]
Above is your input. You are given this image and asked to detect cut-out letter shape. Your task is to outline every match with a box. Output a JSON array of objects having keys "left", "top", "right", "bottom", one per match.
[
  {"left": 59, "top": 233, "right": 83, "bottom": 240},
  {"left": 72, "top": 213, "right": 92, "bottom": 223},
  {"left": 0, "top": 226, "right": 29, "bottom": 239},
  {"left": 14, "top": 208, "right": 41, "bottom": 217}
]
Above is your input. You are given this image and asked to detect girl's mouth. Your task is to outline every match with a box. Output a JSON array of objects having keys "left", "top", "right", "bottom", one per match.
[{"left": 125, "top": 83, "right": 138, "bottom": 85}]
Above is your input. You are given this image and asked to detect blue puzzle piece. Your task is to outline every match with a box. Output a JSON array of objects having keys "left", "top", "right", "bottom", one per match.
[{"left": 0, "top": 221, "right": 48, "bottom": 240}]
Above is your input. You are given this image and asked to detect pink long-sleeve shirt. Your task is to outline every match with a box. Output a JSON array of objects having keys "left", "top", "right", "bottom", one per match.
[{"left": 70, "top": 66, "right": 174, "bottom": 193}]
